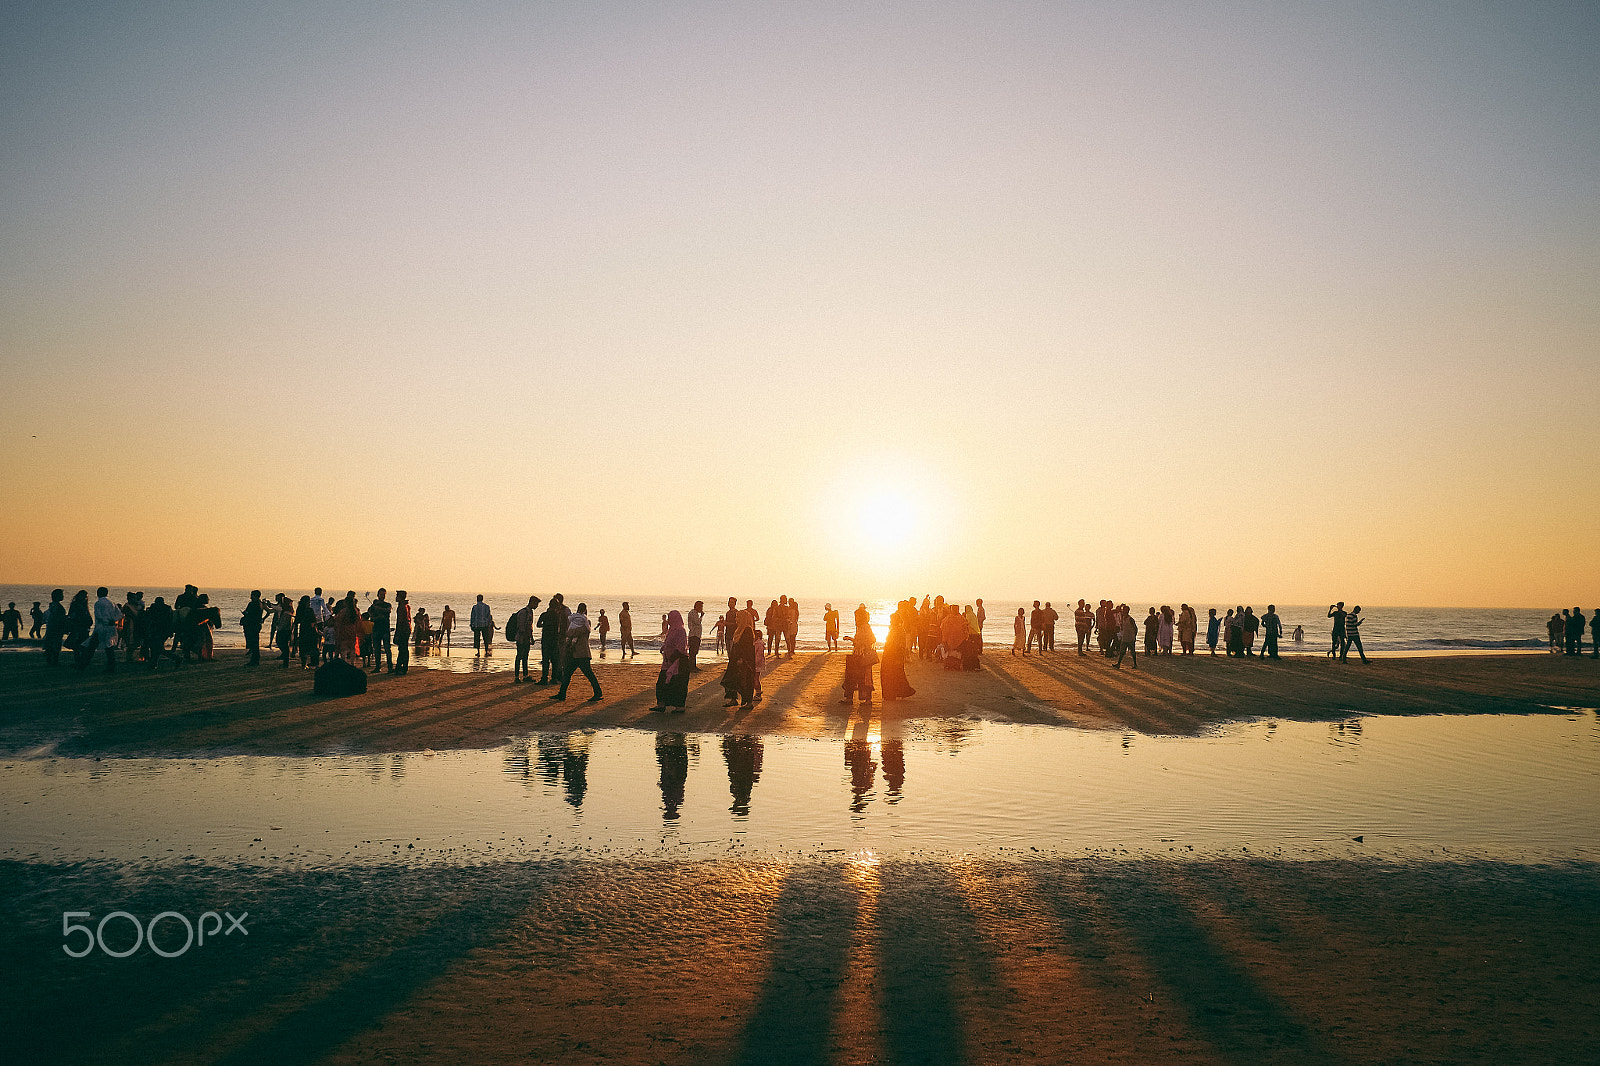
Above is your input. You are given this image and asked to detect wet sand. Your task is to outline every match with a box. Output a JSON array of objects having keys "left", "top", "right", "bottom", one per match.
[
  {"left": 5, "top": 649, "right": 1599, "bottom": 1063},
  {"left": 2, "top": 646, "right": 1598, "bottom": 758},
  {"left": 3, "top": 856, "right": 1597, "bottom": 1064}
]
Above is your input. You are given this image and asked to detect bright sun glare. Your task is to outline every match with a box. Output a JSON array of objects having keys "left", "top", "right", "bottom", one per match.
[{"left": 858, "top": 490, "right": 919, "bottom": 553}]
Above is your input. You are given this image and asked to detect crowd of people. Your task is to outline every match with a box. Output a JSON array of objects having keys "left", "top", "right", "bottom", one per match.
[{"left": 15, "top": 587, "right": 1599, "bottom": 692}]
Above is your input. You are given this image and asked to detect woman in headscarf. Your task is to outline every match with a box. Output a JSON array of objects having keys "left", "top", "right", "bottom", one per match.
[
  {"left": 880, "top": 600, "right": 916, "bottom": 701},
  {"left": 840, "top": 614, "right": 877, "bottom": 705},
  {"left": 295, "top": 594, "right": 321, "bottom": 668},
  {"left": 721, "top": 611, "right": 758, "bottom": 709},
  {"left": 1158, "top": 605, "right": 1174, "bottom": 656},
  {"left": 652, "top": 610, "right": 691, "bottom": 712},
  {"left": 67, "top": 590, "right": 92, "bottom": 668},
  {"left": 197, "top": 593, "right": 222, "bottom": 662},
  {"left": 335, "top": 592, "right": 362, "bottom": 662}
]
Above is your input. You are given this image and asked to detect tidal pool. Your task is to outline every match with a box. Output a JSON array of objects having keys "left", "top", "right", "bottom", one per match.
[{"left": 3, "top": 712, "right": 1597, "bottom": 866}]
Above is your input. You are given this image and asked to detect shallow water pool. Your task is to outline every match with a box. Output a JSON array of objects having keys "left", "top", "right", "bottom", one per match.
[{"left": 3, "top": 711, "right": 1597, "bottom": 866}]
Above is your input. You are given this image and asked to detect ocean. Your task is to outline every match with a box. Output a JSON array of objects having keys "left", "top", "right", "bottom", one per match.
[{"left": 0, "top": 584, "right": 1569, "bottom": 657}]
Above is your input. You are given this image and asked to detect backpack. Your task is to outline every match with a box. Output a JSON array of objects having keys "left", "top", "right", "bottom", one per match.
[{"left": 505, "top": 614, "right": 518, "bottom": 641}]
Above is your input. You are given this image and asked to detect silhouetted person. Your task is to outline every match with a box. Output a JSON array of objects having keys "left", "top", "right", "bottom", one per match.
[
  {"left": 1328, "top": 602, "right": 1347, "bottom": 657},
  {"left": 512, "top": 595, "right": 540, "bottom": 682},
  {"left": 1114, "top": 604, "right": 1138, "bottom": 669},
  {"left": 595, "top": 608, "right": 610, "bottom": 655},
  {"left": 66, "top": 591, "right": 91, "bottom": 668},
  {"left": 470, "top": 594, "right": 493, "bottom": 652},
  {"left": 0, "top": 602, "right": 20, "bottom": 643},
  {"left": 367, "top": 589, "right": 392, "bottom": 673},
  {"left": 143, "top": 596, "right": 179, "bottom": 669},
  {"left": 29, "top": 601, "right": 45, "bottom": 640},
  {"left": 1074, "top": 599, "right": 1093, "bottom": 655},
  {"left": 1568, "top": 608, "right": 1588, "bottom": 656},
  {"left": 242, "top": 590, "right": 265, "bottom": 665},
  {"left": 537, "top": 594, "right": 568, "bottom": 684},
  {"left": 81, "top": 587, "right": 119, "bottom": 671},
  {"left": 552, "top": 602, "right": 602, "bottom": 702},
  {"left": 440, "top": 604, "right": 456, "bottom": 647},
  {"left": 1206, "top": 608, "right": 1220, "bottom": 654},
  {"left": 392, "top": 592, "right": 411, "bottom": 673},
  {"left": 1044, "top": 602, "right": 1058, "bottom": 651},
  {"left": 295, "top": 594, "right": 320, "bottom": 668},
  {"left": 824, "top": 603, "right": 840, "bottom": 651},
  {"left": 784, "top": 595, "right": 799, "bottom": 655},
  {"left": 1340, "top": 605, "right": 1369, "bottom": 663},
  {"left": 687, "top": 601, "right": 705, "bottom": 671},
  {"left": 619, "top": 601, "right": 635, "bottom": 657},
  {"left": 1261, "top": 604, "right": 1282, "bottom": 660}
]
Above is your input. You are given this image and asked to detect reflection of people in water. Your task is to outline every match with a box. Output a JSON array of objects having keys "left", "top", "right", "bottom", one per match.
[
  {"left": 656, "top": 733, "right": 689, "bottom": 821},
  {"left": 536, "top": 732, "right": 590, "bottom": 808},
  {"left": 845, "top": 739, "right": 876, "bottom": 812},
  {"left": 881, "top": 739, "right": 905, "bottom": 800},
  {"left": 722, "top": 733, "right": 764, "bottom": 816}
]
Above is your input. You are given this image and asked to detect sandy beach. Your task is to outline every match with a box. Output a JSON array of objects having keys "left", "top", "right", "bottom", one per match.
[
  {"left": 3, "top": 647, "right": 1598, "bottom": 758},
  {"left": 3, "top": 649, "right": 1599, "bottom": 1063}
]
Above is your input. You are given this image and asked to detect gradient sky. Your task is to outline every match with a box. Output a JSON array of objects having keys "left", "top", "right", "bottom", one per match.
[{"left": 3, "top": 0, "right": 1596, "bottom": 605}]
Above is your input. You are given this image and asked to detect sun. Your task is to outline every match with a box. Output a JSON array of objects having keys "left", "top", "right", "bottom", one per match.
[{"left": 856, "top": 489, "right": 920, "bottom": 553}]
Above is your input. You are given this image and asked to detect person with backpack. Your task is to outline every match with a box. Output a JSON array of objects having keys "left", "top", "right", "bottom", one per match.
[{"left": 511, "top": 595, "right": 539, "bottom": 683}]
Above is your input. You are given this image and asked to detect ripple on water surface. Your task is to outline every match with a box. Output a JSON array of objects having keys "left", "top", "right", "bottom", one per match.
[{"left": 3, "top": 712, "right": 1598, "bottom": 867}]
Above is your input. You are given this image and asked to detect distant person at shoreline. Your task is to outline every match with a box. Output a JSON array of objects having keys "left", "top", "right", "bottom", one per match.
[
  {"left": 1028, "top": 601, "right": 1044, "bottom": 654},
  {"left": 512, "top": 596, "right": 540, "bottom": 682},
  {"left": 595, "top": 608, "right": 610, "bottom": 656},
  {"left": 242, "top": 590, "right": 265, "bottom": 666},
  {"left": 659, "top": 613, "right": 670, "bottom": 647},
  {"left": 650, "top": 610, "right": 690, "bottom": 713},
  {"left": 552, "top": 603, "right": 602, "bottom": 703},
  {"left": 368, "top": 589, "right": 392, "bottom": 673},
  {"left": 1206, "top": 608, "right": 1220, "bottom": 654},
  {"left": 0, "top": 602, "right": 20, "bottom": 643},
  {"left": 975, "top": 598, "right": 987, "bottom": 652},
  {"left": 1075, "top": 600, "right": 1093, "bottom": 655},
  {"left": 824, "top": 603, "right": 840, "bottom": 651},
  {"left": 1328, "top": 602, "right": 1347, "bottom": 657},
  {"left": 1242, "top": 606, "right": 1259, "bottom": 657},
  {"left": 1114, "top": 604, "right": 1138, "bottom": 670},
  {"left": 273, "top": 595, "right": 293, "bottom": 666},
  {"left": 1261, "top": 605, "right": 1282, "bottom": 660},
  {"left": 1143, "top": 607, "right": 1159, "bottom": 656},
  {"left": 1158, "top": 606, "right": 1174, "bottom": 655},
  {"left": 783, "top": 595, "right": 799, "bottom": 656},
  {"left": 1340, "top": 605, "right": 1369, "bottom": 663},
  {"left": 537, "top": 594, "right": 569, "bottom": 685},
  {"left": 1178, "top": 603, "right": 1197, "bottom": 655},
  {"left": 66, "top": 591, "right": 91, "bottom": 668},
  {"left": 79, "top": 587, "right": 119, "bottom": 672},
  {"left": 687, "top": 601, "right": 705, "bottom": 671},
  {"left": 1292, "top": 623, "right": 1304, "bottom": 644},
  {"left": 619, "top": 602, "right": 635, "bottom": 657},
  {"left": 143, "top": 596, "right": 177, "bottom": 669},
  {"left": 1549, "top": 613, "right": 1565, "bottom": 653},
  {"left": 29, "top": 601, "right": 45, "bottom": 640},
  {"left": 470, "top": 595, "right": 493, "bottom": 653},
  {"left": 1013, "top": 607, "right": 1026, "bottom": 655},
  {"left": 392, "top": 591, "right": 411, "bottom": 673},
  {"left": 295, "top": 595, "right": 319, "bottom": 668},
  {"left": 1567, "top": 608, "right": 1588, "bottom": 657},
  {"left": 440, "top": 604, "right": 455, "bottom": 648},
  {"left": 1044, "top": 602, "right": 1058, "bottom": 652}
]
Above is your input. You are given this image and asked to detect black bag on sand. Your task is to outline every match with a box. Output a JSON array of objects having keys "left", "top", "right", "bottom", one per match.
[{"left": 313, "top": 657, "right": 368, "bottom": 697}]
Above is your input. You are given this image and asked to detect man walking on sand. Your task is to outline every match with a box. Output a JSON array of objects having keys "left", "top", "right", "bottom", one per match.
[
  {"left": 1114, "top": 604, "right": 1138, "bottom": 670},
  {"left": 552, "top": 602, "right": 602, "bottom": 702},
  {"left": 1340, "top": 606, "right": 1369, "bottom": 663},
  {"left": 470, "top": 594, "right": 494, "bottom": 653}
]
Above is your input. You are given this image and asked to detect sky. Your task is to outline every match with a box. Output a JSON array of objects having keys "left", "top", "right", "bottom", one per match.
[{"left": 2, "top": 0, "right": 1597, "bottom": 606}]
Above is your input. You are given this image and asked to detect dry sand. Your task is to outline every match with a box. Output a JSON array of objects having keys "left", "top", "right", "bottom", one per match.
[{"left": 4, "top": 648, "right": 1599, "bottom": 1064}]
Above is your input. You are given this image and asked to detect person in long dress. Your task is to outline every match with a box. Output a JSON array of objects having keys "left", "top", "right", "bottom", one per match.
[
  {"left": 841, "top": 617, "right": 878, "bottom": 705},
  {"left": 880, "top": 600, "right": 916, "bottom": 701},
  {"left": 1177, "top": 604, "right": 1197, "bottom": 655},
  {"left": 1158, "top": 605, "right": 1174, "bottom": 655},
  {"left": 1012, "top": 607, "right": 1026, "bottom": 655},
  {"left": 721, "top": 614, "right": 758, "bottom": 709},
  {"left": 653, "top": 610, "right": 691, "bottom": 712}
]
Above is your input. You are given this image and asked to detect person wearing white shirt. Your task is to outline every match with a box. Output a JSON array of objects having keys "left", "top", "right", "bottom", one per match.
[
  {"left": 687, "top": 601, "right": 705, "bottom": 672},
  {"left": 87, "top": 587, "right": 121, "bottom": 672}
]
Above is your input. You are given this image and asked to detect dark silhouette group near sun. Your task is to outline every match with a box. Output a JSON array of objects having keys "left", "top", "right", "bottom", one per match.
[{"left": 13, "top": 585, "right": 1598, "bottom": 710}]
